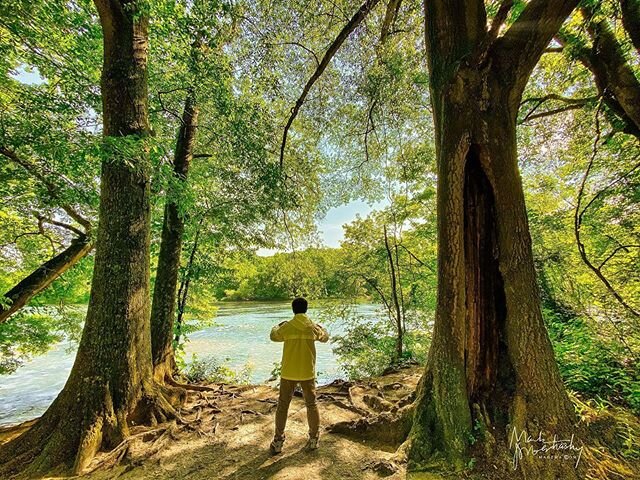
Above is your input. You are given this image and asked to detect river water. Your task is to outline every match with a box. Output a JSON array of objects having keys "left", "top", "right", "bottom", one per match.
[{"left": 0, "top": 301, "right": 380, "bottom": 426}]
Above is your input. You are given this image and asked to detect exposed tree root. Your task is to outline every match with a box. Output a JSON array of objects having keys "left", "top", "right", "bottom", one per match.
[
  {"left": 330, "top": 396, "right": 415, "bottom": 478},
  {"left": 322, "top": 398, "right": 370, "bottom": 416},
  {"left": 328, "top": 402, "right": 415, "bottom": 445},
  {"left": 180, "top": 401, "right": 222, "bottom": 416},
  {"left": 362, "top": 458, "right": 400, "bottom": 477},
  {"left": 167, "top": 376, "right": 218, "bottom": 392},
  {"left": 347, "top": 385, "right": 359, "bottom": 407},
  {"left": 84, "top": 386, "right": 232, "bottom": 477},
  {"left": 363, "top": 393, "right": 394, "bottom": 412},
  {"left": 130, "top": 385, "right": 185, "bottom": 428},
  {"left": 360, "top": 437, "right": 411, "bottom": 477},
  {"left": 0, "top": 419, "right": 38, "bottom": 445},
  {"left": 85, "top": 423, "right": 176, "bottom": 473},
  {"left": 0, "top": 379, "right": 189, "bottom": 478},
  {"left": 175, "top": 416, "right": 214, "bottom": 437},
  {"left": 382, "top": 382, "right": 404, "bottom": 391}
]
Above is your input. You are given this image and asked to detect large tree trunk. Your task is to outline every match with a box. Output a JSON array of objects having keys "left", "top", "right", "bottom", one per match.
[
  {"left": 0, "top": 236, "right": 92, "bottom": 323},
  {"left": 0, "top": 2, "right": 182, "bottom": 475},
  {"left": 407, "top": 1, "right": 581, "bottom": 478},
  {"left": 151, "top": 93, "right": 199, "bottom": 382}
]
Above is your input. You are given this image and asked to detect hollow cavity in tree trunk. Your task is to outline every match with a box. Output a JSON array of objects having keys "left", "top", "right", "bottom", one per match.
[{"left": 462, "top": 147, "right": 514, "bottom": 429}]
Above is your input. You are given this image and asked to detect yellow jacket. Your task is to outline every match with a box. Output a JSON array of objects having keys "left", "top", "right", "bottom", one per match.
[{"left": 270, "top": 313, "right": 329, "bottom": 381}]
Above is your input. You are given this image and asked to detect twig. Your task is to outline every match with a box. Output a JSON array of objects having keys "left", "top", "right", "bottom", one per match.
[
  {"left": 519, "top": 94, "right": 598, "bottom": 124},
  {"left": 270, "top": 41, "right": 320, "bottom": 66}
]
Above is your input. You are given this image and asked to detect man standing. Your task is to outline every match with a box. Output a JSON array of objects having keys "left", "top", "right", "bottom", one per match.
[{"left": 269, "top": 297, "right": 329, "bottom": 454}]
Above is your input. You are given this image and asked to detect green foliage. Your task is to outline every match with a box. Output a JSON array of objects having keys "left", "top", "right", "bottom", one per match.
[
  {"left": 217, "top": 248, "right": 356, "bottom": 301},
  {"left": 332, "top": 325, "right": 430, "bottom": 380},
  {"left": 0, "top": 306, "right": 83, "bottom": 374},
  {"left": 332, "top": 320, "right": 399, "bottom": 379},
  {"left": 545, "top": 305, "right": 640, "bottom": 414},
  {"left": 573, "top": 392, "right": 640, "bottom": 463},
  {"left": 172, "top": 297, "right": 220, "bottom": 365},
  {"left": 36, "top": 256, "right": 94, "bottom": 305},
  {"left": 183, "top": 354, "right": 253, "bottom": 385},
  {"left": 324, "top": 303, "right": 431, "bottom": 380},
  {"left": 268, "top": 361, "right": 281, "bottom": 381}
]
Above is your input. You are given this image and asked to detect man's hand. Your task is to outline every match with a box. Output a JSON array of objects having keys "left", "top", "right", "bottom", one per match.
[
  {"left": 270, "top": 322, "right": 286, "bottom": 342},
  {"left": 313, "top": 323, "right": 329, "bottom": 343}
]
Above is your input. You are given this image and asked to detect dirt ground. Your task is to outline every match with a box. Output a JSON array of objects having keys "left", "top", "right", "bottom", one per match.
[
  {"left": 1, "top": 367, "right": 421, "bottom": 480},
  {"left": 2, "top": 365, "right": 636, "bottom": 480}
]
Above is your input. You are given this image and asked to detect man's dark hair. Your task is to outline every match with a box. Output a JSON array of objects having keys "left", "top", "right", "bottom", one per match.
[{"left": 292, "top": 297, "right": 308, "bottom": 314}]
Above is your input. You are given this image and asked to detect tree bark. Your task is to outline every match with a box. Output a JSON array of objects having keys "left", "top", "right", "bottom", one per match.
[
  {"left": 556, "top": 9, "right": 640, "bottom": 139},
  {"left": 408, "top": 1, "right": 581, "bottom": 478},
  {"left": 0, "top": 235, "right": 93, "bottom": 324},
  {"left": 174, "top": 225, "right": 201, "bottom": 349},
  {"left": 151, "top": 93, "right": 199, "bottom": 382},
  {"left": 0, "top": 1, "right": 183, "bottom": 475},
  {"left": 584, "top": 8, "right": 640, "bottom": 133},
  {"left": 621, "top": 0, "right": 640, "bottom": 54},
  {"left": 383, "top": 225, "right": 403, "bottom": 359}
]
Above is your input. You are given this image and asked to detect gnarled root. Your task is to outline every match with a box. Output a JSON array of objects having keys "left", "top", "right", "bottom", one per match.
[
  {"left": 362, "top": 458, "right": 400, "bottom": 477},
  {"left": 85, "top": 421, "right": 180, "bottom": 474},
  {"left": 130, "top": 383, "right": 186, "bottom": 427},
  {"left": 0, "top": 380, "right": 188, "bottom": 478},
  {"left": 166, "top": 376, "right": 218, "bottom": 392},
  {"left": 0, "top": 419, "right": 38, "bottom": 446},
  {"left": 328, "top": 402, "right": 415, "bottom": 446}
]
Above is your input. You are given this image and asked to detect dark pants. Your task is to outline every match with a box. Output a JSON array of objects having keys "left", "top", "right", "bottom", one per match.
[{"left": 274, "top": 378, "right": 319, "bottom": 440}]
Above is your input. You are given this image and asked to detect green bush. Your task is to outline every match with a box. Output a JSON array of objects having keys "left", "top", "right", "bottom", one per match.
[
  {"left": 545, "top": 306, "right": 640, "bottom": 414},
  {"left": 332, "top": 319, "right": 430, "bottom": 380},
  {"left": 332, "top": 320, "right": 398, "bottom": 379},
  {"left": 183, "top": 354, "right": 253, "bottom": 385}
]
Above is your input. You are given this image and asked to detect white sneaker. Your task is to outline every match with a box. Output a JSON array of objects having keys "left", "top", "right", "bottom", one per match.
[
  {"left": 270, "top": 437, "right": 284, "bottom": 455},
  {"left": 305, "top": 436, "right": 319, "bottom": 450}
]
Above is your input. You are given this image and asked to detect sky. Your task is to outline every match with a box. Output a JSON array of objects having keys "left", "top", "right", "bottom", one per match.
[
  {"left": 12, "top": 66, "right": 43, "bottom": 85},
  {"left": 317, "top": 200, "right": 382, "bottom": 247},
  {"left": 256, "top": 199, "right": 387, "bottom": 256},
  {"left": 317, "top": 201, "right": 362, "bottom": 247}
]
